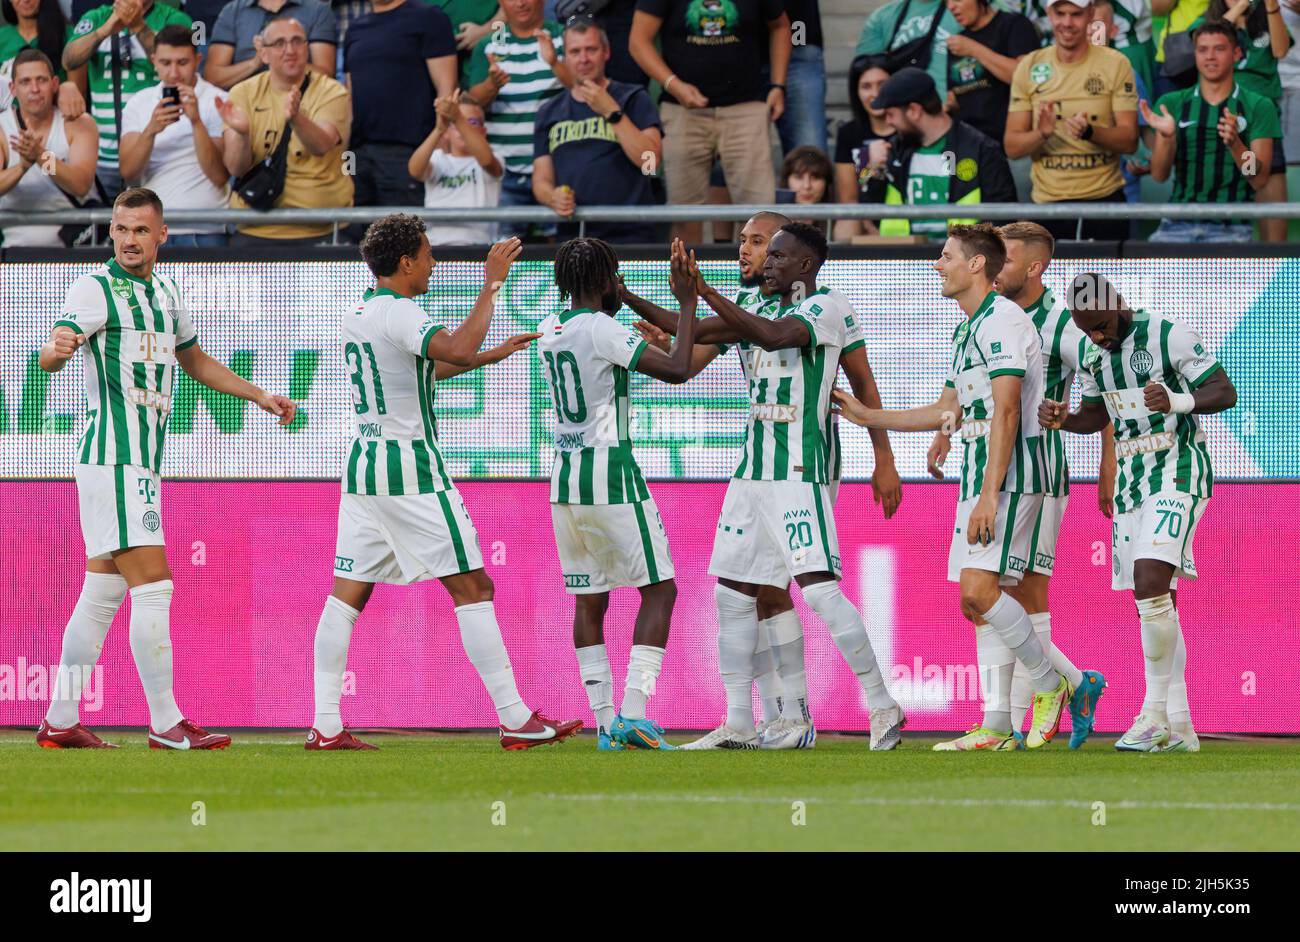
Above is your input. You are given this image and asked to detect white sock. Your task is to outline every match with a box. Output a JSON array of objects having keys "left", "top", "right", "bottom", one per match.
[
  {"left": 976, "top": 623, "right": 1015, "bottom": 732},
  {"left": 1009, "top": 663, "right": 1032, "bottom": 733},
  {"left": 1035, "top": 612, "right": 1084, "bottom": 690},
  {"left": 576, "top": 643, "right": 616, "bottom": 735},
  {"left": 312, "top": 595, "right": 360, "bottom": 737},
  {"left": 1137, "top": 594, "right": 1179, "bottom": 725},
  {"left": 715, "top": 584, "right": 758, "bottom": 732},
  {"left": 129, "top": 579, "right": 183, "bottom": 732},
  {"left": 454, "top": 601, "right": 531, "bottom": 729},
  {"left": 1168, "top": 625, "right": 1192, "bottom": 734},
  {"left": 46, "top": 572, "right": 127, "bottom": 728},
  {"left": 802, "top": 580, "right": 895, "bottom": 712},
  {"left": 982, "top": 593, "right": 1057, "bottom": 693},
  {"left": 766, "top": 609, "right": 809, "bottom": 722},
  {"left": 752, "top": 625, "right": 782, "bottom": 724},
  {"left": 622, "top": 644, "right": 665, "bottom": 721}
]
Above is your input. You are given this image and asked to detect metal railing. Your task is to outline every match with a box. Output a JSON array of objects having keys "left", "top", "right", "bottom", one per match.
[{"left": 1, "top": 201, "right": 1293, "bottom": 246}]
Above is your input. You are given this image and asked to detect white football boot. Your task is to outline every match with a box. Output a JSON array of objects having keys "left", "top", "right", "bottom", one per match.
[
  {"left": 679, "top": 723, "right": 760, "bottom": 750},
  {"left": 1115, "top": 713, "right": 1171, "bottom": 752},
  {"left": 869, "top": 704, "right": 906, "bottom": 751},
  {"left": 759, "top": 716, "right": 817, "bottom": 749}
]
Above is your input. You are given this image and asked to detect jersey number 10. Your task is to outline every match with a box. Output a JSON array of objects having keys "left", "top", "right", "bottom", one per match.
[{"left": 543, "top": 350, "right": 587, "bottom": 423}]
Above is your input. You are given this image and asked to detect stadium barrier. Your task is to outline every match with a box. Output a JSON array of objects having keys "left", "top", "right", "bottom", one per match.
[{"left": 1, "top": 251, "right": 1295, "bottom": 734}]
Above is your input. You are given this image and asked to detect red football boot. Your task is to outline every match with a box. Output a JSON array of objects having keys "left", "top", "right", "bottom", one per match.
[
  {"left": 148, "top": 719, "right": 232, "bottom": 750},
  {"left": 499, "top": 710, "right": 582, "bottom": 750},
  {"left": 36, "top": 719, "right": 118, "bottom": 749},
  {"left": 305, "top": 727, "right": 378, "bottom": 750}
]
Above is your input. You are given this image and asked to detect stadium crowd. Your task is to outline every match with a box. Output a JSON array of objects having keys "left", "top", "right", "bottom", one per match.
[{"left": 0, "top": 0, "right": 1296, "bottom": 246}]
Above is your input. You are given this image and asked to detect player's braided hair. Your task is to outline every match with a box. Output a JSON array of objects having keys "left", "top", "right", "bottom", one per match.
[
  {"left": 360, "top": 213, "right": 426, "bottom": 278},
  {"left": 555, "top": 237, "right": 619, "bottom": 303}
]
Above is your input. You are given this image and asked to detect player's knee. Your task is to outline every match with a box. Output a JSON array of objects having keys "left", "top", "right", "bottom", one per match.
[
  {"left": 575, "top": 592, "right": 609, "bottom": 617},
  {"left": 642, "top": 577, "right": 677, "bottom": 608},
  {"left": 1132, "top": 562, "right": 1174, "bottom": 600},
  {"left": 755, "top": 585, "right": 793, "bottom": 621}
]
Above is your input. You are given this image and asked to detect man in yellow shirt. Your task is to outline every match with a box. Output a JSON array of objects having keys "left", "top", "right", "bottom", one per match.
[
  {"left": 217, "top": 15, "right": 353, "bottom": 244},
  {"left": 1005, "top": 0, "right": 1139, "bottom": 240}
]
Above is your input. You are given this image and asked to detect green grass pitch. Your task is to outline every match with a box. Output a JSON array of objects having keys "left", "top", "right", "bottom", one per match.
[{"left": 3, "top": 731, "right": 1298, "bottom": 851}]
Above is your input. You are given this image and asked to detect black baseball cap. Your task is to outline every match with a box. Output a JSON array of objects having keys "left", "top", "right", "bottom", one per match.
[{"left": 870, "top": 67, "right": 937, "bottom": 110}]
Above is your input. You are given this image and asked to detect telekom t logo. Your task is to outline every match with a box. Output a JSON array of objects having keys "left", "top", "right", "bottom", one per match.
[{"left": 137, "top": 478, "right": 156, "bottom": 505}]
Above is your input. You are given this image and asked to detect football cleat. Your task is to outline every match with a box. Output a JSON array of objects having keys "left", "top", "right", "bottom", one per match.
[
  {"left": 759, "top": 717, "right": 817, "bottom": 749},
  {"left": 597, "top": 729, "right": 625, "bottom": 751},
  {"left": 499, "top": 710, "right": 582, "bottom": 750},
  {"left": 1157, "top": 726, "right": 1200, "bottom": 753},
  {"left": 1115, "top": 714, "right": 1170, "bottom": 752},
  {"left": 611, "top": 715, "right": 675, "bottom": 750},
  {"left": 869, "top": 704, "right": 906, "bottom": 751},
  {"left": 1025, "top": 674, "right": 1069, "bottom": 748},
  {"left": 304, "top": 727, "right": 377, "bottom": 750},
  {"left": 1067, "top": 670, "right": 1107, "bottom": 749},
  {"left": 149, "top": 718, "right": 231, "bottom": 750},
  {"left": 678, "top": 723, "right": 759, "bottom": 750},
  {"left": 933, "top": 725, "right": 1017, "bottom": 751},
  {"left": 36, "top": 720, "right": 117, "bottom": 749},
  {"left": 1012, "top": 730, "right": 1026, "bottom": 750}
]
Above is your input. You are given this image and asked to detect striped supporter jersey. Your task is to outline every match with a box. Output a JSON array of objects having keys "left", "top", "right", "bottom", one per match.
[
  {"left": 537, "top": 307, "right": 650, "bottom": 505},
  {"left": 733, "top": 287, "right": 864, "bottom": 485},
  {"left": 54, "top": 259, "right": 198, "bottom": 473},
  {"left": 946, "top": 291, "right": 1047, "bottom": 501},
  {"left": 467, "top": 21, "right": 565, "bottom": 175},
  {"left": 1077, "top": 309, "right": 1220, "bottom": 514},
  {"left": 340, "top": 288, "right": 453, "bottom": 496},
  {"left": 1022, "top": 287, "right": 1089, "bottom": 497}
]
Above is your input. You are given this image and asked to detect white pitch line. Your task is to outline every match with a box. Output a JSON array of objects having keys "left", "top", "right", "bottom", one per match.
[{"left": 535, "top": 793, "right": 1300, "bottom": 813}]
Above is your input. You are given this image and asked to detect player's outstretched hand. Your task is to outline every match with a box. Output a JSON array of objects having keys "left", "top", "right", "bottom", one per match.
[
  {"left": 926, "top": 431, "right": 951, "bottom": 480},
  {"left": 1038, "top": 398, "right": 1066, "bottom": 429},
  {"left": 1143, "top": 380, "right": 1172, "bottom": 413},
  {"left": 484, "top": 237, "right": 523, "bottom": 288},
  {"left": 634, "top": 319, "right": 672, "bottom": 352},
  {"left": 47, "top": 326, "right": 85, "bottom": 363},
  {"left": 830, "top": 387, "right": 874, "bottom": 427},
  {"left": 488, "top": 332, "right": 543, "bottom": 361},
  {"left": 258, "top": 393, "right": 297, "bottom": 426},
  {"left": 871, "top": 460, "right": 902, "bottom": 519},
  {"left": 669, "top": 241, "right": 698, "bottom": 305}
]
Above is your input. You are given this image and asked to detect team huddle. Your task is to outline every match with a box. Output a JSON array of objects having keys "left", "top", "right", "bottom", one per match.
[{"left": 34, "top": 188, "right": 1236, "bottom": 754}]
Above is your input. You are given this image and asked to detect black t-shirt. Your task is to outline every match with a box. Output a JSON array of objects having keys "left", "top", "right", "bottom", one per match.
[
  {"left": 834, "top": 118, "right": 887, "bottom": 205},
  {"left": 597, "top": 0, "right": 649, "bottom": 87},
  {"left": 947, "top": 11, "right": 1038, "bottom": 144},
  {"left": 635, "top": 0, "right": 785, "bottom": 107},
  {"left": 343, "top": 1, "right": 457, "bottom": 148},
  {"left": 782, "top": 0, "right": 822, "bottom": 49}
]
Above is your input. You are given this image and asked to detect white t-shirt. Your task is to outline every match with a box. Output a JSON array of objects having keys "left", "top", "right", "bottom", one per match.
[
  {"left": 120, "top": 78, "right": 228, "bottom": 234},
  {"left": 423, "top": 149, "right": 502, "bottom": 246}
]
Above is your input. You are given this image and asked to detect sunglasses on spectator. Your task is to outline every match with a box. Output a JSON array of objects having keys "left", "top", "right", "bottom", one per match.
[{"left": 263, "top": 36, "right": 308, "bottom": 51}]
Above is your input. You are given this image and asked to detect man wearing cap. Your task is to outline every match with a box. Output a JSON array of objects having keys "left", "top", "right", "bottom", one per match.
[
  {"left": 1005, "top": 0, "right": 1138, "bottom": 241},
  {"left": 867, "top": 66, "right": 1016, "bottom": 238}
]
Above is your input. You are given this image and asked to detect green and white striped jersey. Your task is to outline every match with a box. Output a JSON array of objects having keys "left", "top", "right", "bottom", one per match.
[
  {"left": 946, "top": 291, "right": 1047, "bottom": 501},
  {"left": 537, "top": 307, "right": 649, "bottom": 505},
  {"left": 1022, "top": 287, "right": 1088, "bottom": 497},
  {"left": 340, "top": 288, "right": 453, "bottom": 497},
  {"left": 466, "top": 20, "right": 565, "bottom": 175},
  {"left": 54, "top": 259, "right": 197, "bottom": 473},
  {"left": 733, "top": 287, "right": 862, "bottom": 485},
  {"left": 1077, "top": 309, "right": 1221, "bottom": 514}
]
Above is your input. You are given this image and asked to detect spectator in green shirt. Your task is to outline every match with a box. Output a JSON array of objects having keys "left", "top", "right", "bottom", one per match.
[
  {"left": 856, "top": 0, "right": 961, "bottom": 97},
  {"left": 432, "top": 0, "right": 502, "bottom": 86},
  {"left": 62, "top": 0, "right": 191, "bottom": 200},
  {"left": 1142, "top": 21, "right": 1279, "bottom": 240},
  {"left": 0, "top": 0, "right": 85, "bottom": 116}
]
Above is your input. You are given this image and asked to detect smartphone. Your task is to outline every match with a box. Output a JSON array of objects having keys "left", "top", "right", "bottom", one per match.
[{"left": 162, "top": 86, "right": 180, "bottom": 107}]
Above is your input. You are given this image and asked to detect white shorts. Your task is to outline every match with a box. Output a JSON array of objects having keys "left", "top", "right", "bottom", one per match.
[
  {"left": 75, "top": 463, "right": 165, "bottom": 560},
  {"left": 708, "top": 477, "right": 841, "bottom": 588},
  {"left": 1111, "top": 491, "right": 1207, "bottom": 592},
  {"left": 1026, "top": 494, "right": 1067, "bottom": 577},
  {"left": 334, "top": 487, "right": 484, "bottom": 585},
  {"left": 948, "top": 491, "right": 1044, "bottom": 584},
  {"left": 551, "top": 496, "right": 675, "bottom": 594}
]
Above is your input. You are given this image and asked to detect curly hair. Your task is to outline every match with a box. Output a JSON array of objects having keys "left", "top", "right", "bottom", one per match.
[
  {"left": 360, "top": 214, "right": 426, "bottom": 278},
  {"left": 555, "top": 237, "right": 619, "bottom": 304},
  {"left": 778, "top": 221, "right": 828, "bottom": 265}
]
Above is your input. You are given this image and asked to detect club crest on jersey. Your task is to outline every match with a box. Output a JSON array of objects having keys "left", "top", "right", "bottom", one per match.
[
  {"left": 1129, "top": 349, "right": 1154, "bottom": 375},
  {"left": 142, "top": 511, "right": 160, "bottom": 532},
  {"left": 111, "top": 277, "right": 133, "bottom": 300}
]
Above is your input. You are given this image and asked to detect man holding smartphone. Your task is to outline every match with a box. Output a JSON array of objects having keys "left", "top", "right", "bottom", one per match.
[{"left": 119, "top": 24, "right": 229, "bottom": 246}]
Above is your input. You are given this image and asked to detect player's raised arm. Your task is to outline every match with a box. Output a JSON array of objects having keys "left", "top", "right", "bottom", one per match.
[
  {"left": 176, "top": 342, "right": 297, "bottom": 426},
  {"left": 620, "top": 256, "right": 739, "bottom": 346},
  {"left": 425, "top": 237, "right": 523, "bottom": 366},
  {"left": 631, "top": 246, "right": 699, "bottom": 385},
  {"left": 832, "top": 382, "right": 959, "bottom": 433},
  {"left": 699, "top": 277, "right": 808, "bottom": 352},
  {"left": 39, "top": 326, "right": 85, "bottom": 373},
  {"left": 435, "top": 332, "right": 542, "bottom": 380}
]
